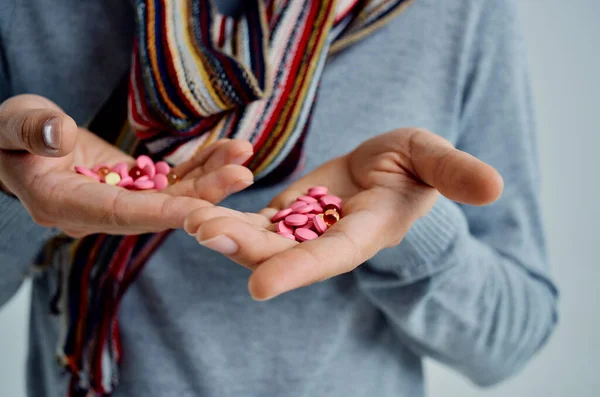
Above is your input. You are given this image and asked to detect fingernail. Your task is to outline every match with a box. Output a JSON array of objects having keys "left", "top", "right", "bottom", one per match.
[
  {"left": 43, "top": 118, "right": 62, "bottom": 151},
  {"left": 226, "top": 179, "right": 254, "bottom": 196},
  {"left": 231, "top": 151, "right": 253, "bottom": 165},
  {"left": 198, "top": 235, "right": 239, "bottom": 255},
  {"left": 183, "top": 217, "right": 195, "bottom": 236}
]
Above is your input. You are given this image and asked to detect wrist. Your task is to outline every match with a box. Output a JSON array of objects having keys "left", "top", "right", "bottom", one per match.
[{"left": 364, "top": 196, "right": 468, "bottom": 282}]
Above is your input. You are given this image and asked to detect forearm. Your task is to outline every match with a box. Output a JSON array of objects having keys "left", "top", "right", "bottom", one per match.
[{"left": 355, "top": 197, "right": 558, "bottom": 386}]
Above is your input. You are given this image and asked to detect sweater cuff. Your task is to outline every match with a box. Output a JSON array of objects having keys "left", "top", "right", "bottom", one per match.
[{"left": 365, "top": 196, "right": 469, "bottom": 283}]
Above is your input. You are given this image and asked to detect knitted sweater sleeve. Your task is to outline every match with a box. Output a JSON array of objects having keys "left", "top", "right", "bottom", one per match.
[
  {"left": 354, "top": 0, "right": 558, "bottom": 386},
  {"left": 0, "top": 40, "right": 57, "bottom": 308}
]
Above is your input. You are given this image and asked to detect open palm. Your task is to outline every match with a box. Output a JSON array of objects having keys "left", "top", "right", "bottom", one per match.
[
  {"left": 0, "top": 95, "right": 254, "bottom": 238},
  {"left": 184, "top": 129, "right": 504, "bottom": 300}
]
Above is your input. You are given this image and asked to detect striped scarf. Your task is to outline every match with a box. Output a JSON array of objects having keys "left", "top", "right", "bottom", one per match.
[{"left": 50, "top": 1, "right": 413, "bottom": 395}]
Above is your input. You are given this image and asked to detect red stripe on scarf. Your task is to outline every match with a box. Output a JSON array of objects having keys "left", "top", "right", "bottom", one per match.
[{"left": 250, "top": 0, "right": 334, "bottom": 167}]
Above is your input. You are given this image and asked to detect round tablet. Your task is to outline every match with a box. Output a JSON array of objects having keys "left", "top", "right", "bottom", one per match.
[
  {"left": 308, "top": 186, "right": 328, "bottom": 198},
  {"left": 142, "top": 163, "right": 156, "bottom": 179},
  {"left": 129, "top": 166, "right": 144, "bottom": 180},
  {"left": 294, "top": 204, "right": 313, "bottom": 214},
  {"left": 313, "top": 214, "right": 328, "bottom": 234},
  {"left": 117, "top": 176, "right": 133, "bottom": 187},
  {"left": 295, "top": 228, "right": 318, "bottom": 242},
  {"left": 290, "top": 201, "right": 307, "bottom": 211},
  {"left": 284, "top": 214, "right": 309, "bottom": 227},
  {"left": 136, "top": 155, "right": 153, "bottom": 169},
  {"left": 75, "top": 166, "right": 100, "bottom": 181},
  {"left": 155, "top": 161, "right": 171, "bottom": 175},
  {"left": 112, "top": 162, "right": 129, "bottom": 179},
  {"left": 311, "top": 203, "right": 324, "bottom": 213},
  {"left": 104, "top": 172, "right": 122, "bottom": 186},
  {"left": 153, "top": 173, "right": 169, "bottom": 191},
  {"left": 297, "top": 195, "right": 318, "bottom": 203},
  {"left": 133, "top": 179, "right": 155, "bottom": 190},
  {"left": 278, "top": 232, "right": 297, "bottom": 241},
  {"left": 271, "top": 208, "right": 293, "bottom": 223},
  {"left": 320, "top": 195, "right": 342, "bottom": 207},
  {"left": 277, "top": 221, "right": 294, "bottom": 235}
]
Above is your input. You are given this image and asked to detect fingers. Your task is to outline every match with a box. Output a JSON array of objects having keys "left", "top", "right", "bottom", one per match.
[
  {"left": 248, "top": 196, "right": 405, "bottom": 300},
  {"left": 193, "top": 216, "right": 297, "bottom": 269},
  {"left": 165, "top": 164, "right": 254, "bottom": 202},
  {"left": 188, "top": 188, "right": 419, "bottom": 301},
  {"left": 174, "top": 139, "right": 253, "bottom": 178},
  {"left": 353, "top": 128, "right": 504, "bottom": 205},
  {"left": 43, "top": 181, "right": 212, "bottom": 234},
  {"left": 266, "top": 159, "right": 357, "bottom": 210},
  {"left": 405, "top": 130, "right": 503, "bottom": 205},
  {"left": 184, "top": 206, "right": 271, "bottom": 235},
  {"left": 31, "top": 156, "right": 255, "bottom": 234},
  {"left": 0, "top": 94, "right": 78, "bottom": 156}
]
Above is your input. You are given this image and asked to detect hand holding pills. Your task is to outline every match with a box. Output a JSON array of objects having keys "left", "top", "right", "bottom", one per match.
[
  {"left": 0, "top": 94, "right": 254, "bottom": 238},
  {"left": 185, "top": 128, "right": 504, "bottom": 301}
]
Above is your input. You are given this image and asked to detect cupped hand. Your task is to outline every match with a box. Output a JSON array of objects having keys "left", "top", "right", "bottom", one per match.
[
  {"left": 184, "top": 128, "right": 504, "bottom": 300},
  {"left": 0, "top": 94, "right": 254, "bottom": 237}
]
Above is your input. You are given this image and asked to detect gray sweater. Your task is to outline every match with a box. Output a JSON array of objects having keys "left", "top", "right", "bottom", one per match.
[{"left": 0, "top": 0, "right": 558, "bottom": 396}]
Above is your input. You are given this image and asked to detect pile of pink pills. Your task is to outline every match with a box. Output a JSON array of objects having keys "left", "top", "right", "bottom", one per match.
[
  {"left": 270, "top": 186, "right": 342, "bottom": 242},
  {"left": 74, "top": 155, "right": 179, "bottom": 191}
]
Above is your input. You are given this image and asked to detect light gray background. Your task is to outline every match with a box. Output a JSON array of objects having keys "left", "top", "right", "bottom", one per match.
[{"left": 1, "top": 1, "right": 598, "bottom": 396}]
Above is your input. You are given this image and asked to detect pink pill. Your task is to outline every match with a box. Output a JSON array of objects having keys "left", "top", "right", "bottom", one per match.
[
  {"left": 153, "top": 173, "right": 168, "bottom": 191},
  {"left": 136, "top": 175, "right": 149, "bottom": 182},
  {"left": 295, "top": 228, "right": 318, "bottom": 242},
  {"left": 112, "top": 162, "right": 130, "bottom": 179},
  {"left": 142, "top": 163, "right": 156, "bottom": 179},
  {"left": 308, "top": 186, "right": 328, "bottom": 198},
  {"left": 271, "top": 208, "right": 293, "bottom": 222},
  {"left": 278, "top": 232, "right": 297, "bottom": 241},
  {"left": 313, "top": 215, "right": 328, "bottom": 234},
  {"left": 136, "top": 155, "right": 153, "bottom": 169},
  {"left": 320, "top": 195, "right": 342, "bottom": 207},
  {"left": 290, "top": 201, "right": 307, "bottom": 211},
  {"left": 306, "top": 213, "right": 316, "bottom": 220},
  {"left": 311, "top": 203, "right": 324, "bottom": 213},
  {"left": 117, "top": 176, "right": 133, "bottom": 187},
  {"left": 74, "top": 166, "right": 100, "bottom": 181},
  {"left": 133, "top": 179, "right": 155, "bottom": 190},
  {"left": 297, "top": 195, "right": 318, "bottom": 203},
  {"left": 277, "top": 221, "right": 294, "bottom": 235},
  {"left": 294, "top": 204, "right": 313, "bottom": 214},
  {"left": 155, "top": 161, "right": 171, "bottom": 175},
  {"left": 284, "top": 214, "right": 309, "bottom": 227}
]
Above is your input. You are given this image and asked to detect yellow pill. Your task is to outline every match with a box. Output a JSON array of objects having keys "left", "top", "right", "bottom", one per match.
[{"left": 104, "top": 172, "right": 122, "bottom": 186}]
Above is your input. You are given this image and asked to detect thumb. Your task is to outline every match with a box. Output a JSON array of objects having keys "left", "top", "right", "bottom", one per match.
[
  {"left": 0, "top": 94, "right": 78, "bottom": 156},
  {"left": 354, "top": 128, "right": 504, "bottom": 206}
]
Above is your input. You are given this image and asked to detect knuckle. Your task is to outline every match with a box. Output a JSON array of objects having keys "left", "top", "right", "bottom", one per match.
[
  {"left": 185, "top": 207, "right": 212, "bottom": 234},
  {"left": 104, "top": 190, "right": 129, "bottom": 227},
  {"left": 158, "top": 196, "right": 175, "bottom": 224},
  {"left": 199, "top": 216, "right": 236, "bottom": 240},
  {"left": 15, "top": 112, "right": 36, "bottom": 150}
]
